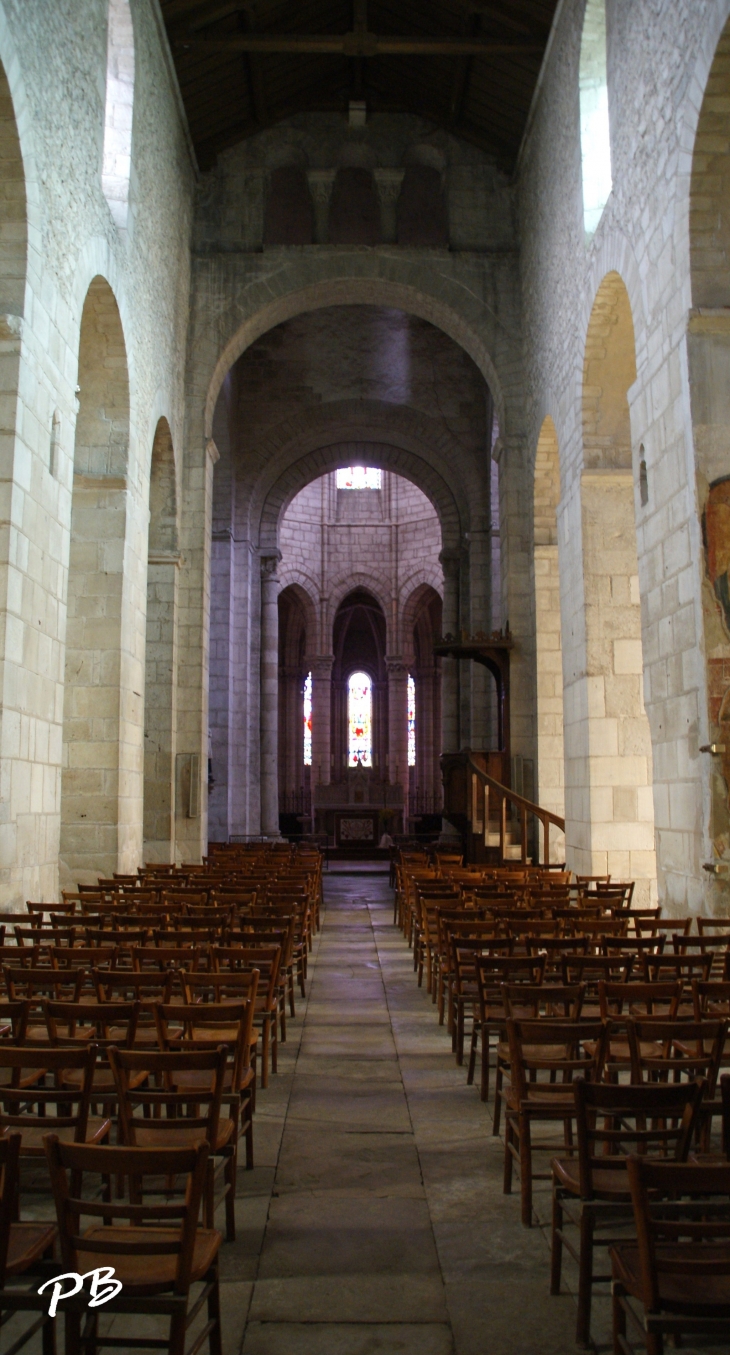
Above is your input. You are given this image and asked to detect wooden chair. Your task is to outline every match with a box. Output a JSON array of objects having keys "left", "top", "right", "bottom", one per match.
[
  {"left": 503, "top": 1018, "right": 608, "bottom": 1226},
  {"left": 596, "top": 981, "right": 683, "bottom": 1079},
  {"left": 44, "top": 1135, "right": 223, "bottom": 1355},
  {"left": 154, "top": 985, "right": 258, "bottom": 1163},
  {"left": 493, "top": 984, "right": 585, "bottom": 1135},
  {"left": 0, "top": 1045, "right": 111, "bottom": 1157},
  {"left": 469, "top": 953, "right": 545, "bottom": 1103},
  {"left": 207, "top": 947, "right": 280, "bottom": 1087},
  {"left": 109, "top": 1042, "right": 240, "bottom": 1242},
  {"left": 0, "top": 1133, "right": 57, "bottom": 1355},
  {"left": 611, "top": 1157, "right": 730, "bottom": 1355},
  {"left": 551, "top": 1077, "right": 705, "bottom": 1347},
  {"left": 450, "top": 934, "right": 513, "bottom": 1062}
]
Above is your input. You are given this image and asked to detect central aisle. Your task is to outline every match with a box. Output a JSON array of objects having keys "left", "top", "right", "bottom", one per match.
[{"left": 234, "top": 871, "right": 579, "bottom": 1355}]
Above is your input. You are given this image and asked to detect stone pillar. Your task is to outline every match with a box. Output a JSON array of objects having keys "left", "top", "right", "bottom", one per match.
[
  {"left": 306, "top": 170, "right": 336, "bottom": 244},
  {"left": 439, "top": 551, "right": 460, "bottom": 754},
  {"left": 260, "top": 551, "right": 281, "bottom": 838},
  {"left": 143, "top": 549, "right": 180, "bottom": 862},
  {"left": 386, "top": 658, "right": 409, "bottom": 832},
  {"left": 373, "top": 168, "right": 405, "bottom": 243},
  {"left": 415, "top": 667, "right": 434, "bottom": 802},
  {"left": 468, "top": 524, "right": 493, "bottom": 749},
  {"left": 311, "top": 654, "right": 333, "bottom": 786}
]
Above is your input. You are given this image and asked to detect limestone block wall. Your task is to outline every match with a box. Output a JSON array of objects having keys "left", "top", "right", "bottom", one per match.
[
  {"left": 0, "top": 0, "right": 194, "bottom": 902},
  {"left": 519, "top": 0, "right": 730, "bottom": 912}
]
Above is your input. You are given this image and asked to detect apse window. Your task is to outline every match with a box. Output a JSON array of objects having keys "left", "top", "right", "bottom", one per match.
[
  {"left": 579, "top": 0, "right": 612, "bottom": 240},
  {"left": 102, "top": 0, "right": 135, "bottom": 230},
  {"left": 348, "top": 671, "right": 372, "bottom": 767},
  {"left": 336, "top": 467, "right": 382, "bottom": 490},
  {"left": 303, "top": 671, "right": 312, "bottom": 766},
  {"left": 407, "top": 675, "right": 416, "bottom": 767}
]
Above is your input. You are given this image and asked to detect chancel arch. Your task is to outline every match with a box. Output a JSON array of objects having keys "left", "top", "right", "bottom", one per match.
[
  {"left": 60, "top": 275, "right": 131, "bottom": 886},
  {"left": 576, "top": 271, "right": 657, "bottom": 901}
]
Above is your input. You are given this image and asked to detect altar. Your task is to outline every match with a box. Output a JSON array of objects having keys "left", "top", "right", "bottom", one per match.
[{"left": 312, "top": 764, "right": 405, "bottom": 843}]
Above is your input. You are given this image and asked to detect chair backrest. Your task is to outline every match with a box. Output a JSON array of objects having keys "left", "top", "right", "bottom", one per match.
[
  {"left": 0, "top": 1133, "right": 22, "bottom": 1286},
  {"left": 108, "top": 1044, "right": 228, "bottom": 1145},
  {"left": 92, "top": 967, "right": 175, "bottom": 1005},
  {"left": 692, "top": 980, "right": 730, "bottom": 1019},
  {"left": 0, "top": 1045, "right": 96, "bottom": 1139},
  {"left": 154, "top": 987, "right": 258, "bottom": 1088},
  {"left": 574, "top": 1077, "right": 705, "bottom": 1199},
  {"left": 3, "top": 966, "right": 86, "bottom": 1004},
  {"left": 625, "top": 1155, "right": 730, "bottom": 1315},
  {"left": 44, "top": 999, "right": 139, "bottom": 1052},
  {"left": 598, "top": 979, "right": 682, "bottom": 1020},
  {"left": 132, "top": 945, "right": 202, "bottom": 973},
  {"left": 475, "top": 955, "right": 546, "bottom": 1016},
  {"left": 642, "top": 952, "right": 714, "bottom": 985},
  {"left": 501, "top": 982, "right": 585, "bottom": 1019},
  {"left": 628, "top": 1017, "right": 728, "bottom": 1093},
  {"left": 506, "top": 1018, "right": 607, "bottom": 1099},
  {"left": 44, "top": 1133, "right": 211, "bottom": 1295}
]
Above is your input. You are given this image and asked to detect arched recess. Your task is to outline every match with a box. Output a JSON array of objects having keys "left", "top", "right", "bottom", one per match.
[
  {"left": 277, "top": 583, "right": 313, "bottom": 815},
  {"left": 331, "top": 588, "right": 388, "bottom": 785},
  {"left": 60, "top": 276, "right": 130, "bottom": 886},
  {"left": 578, "top": 272, "right": 657, "bottom": 901},
  {"left": 688, "top": 12, "right": 730, "bottom": 890},
  {"left": 0, "top": 56, "right": 27, "bottom": 316},
  {"left": 143, "top": 417, "right": 178, "bottom": 863},
  {"left": 402, "top": 582, "right": 443, "bottom": 811},
  {"left": 102, "top": 0, "right": 135, "bottom": 230},
  {"left": 533, "top": 417, "right": 565, "bottom": 859}
]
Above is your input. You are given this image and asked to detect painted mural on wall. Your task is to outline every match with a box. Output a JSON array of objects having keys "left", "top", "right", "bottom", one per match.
[{"left": 702, "top": 476, "right": 730, "bottom": 863}]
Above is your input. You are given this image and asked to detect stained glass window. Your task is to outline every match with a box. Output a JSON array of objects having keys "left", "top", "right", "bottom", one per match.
[
  {"left": 407, "top": 674, "right": 416, "bottom": 767},
  {"left": 336, "top": 466, "right": 382, "bottom": 490},
  {"left": 303, "top": 671, "right": 312, "bottom": 766},
  {"left": 348, "top": 671, "right": 372, "bottom": 767}
]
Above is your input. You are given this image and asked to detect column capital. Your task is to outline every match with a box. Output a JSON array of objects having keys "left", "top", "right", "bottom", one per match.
[
  {"left": 260, "top": 550, "right": 282, "bottom": 580},
  {"left": 439, "top": 549, "right": 461, "bottom": 579},
  {"left": 385, "top": 655, "right": 409, "bottom": 679},
  {"left": 373, "top": 167, "right": 405, "bottom": 203},
  {"left": 309, "top": 654, "right": 334, "bottom": 679},
  {"left": 306, "top": 168, "right": 336, "bottom": 205}
]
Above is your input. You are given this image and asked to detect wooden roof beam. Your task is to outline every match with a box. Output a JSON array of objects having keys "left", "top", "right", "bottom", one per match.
[{"left": 174, "top": 32, "right": 543, "bottom": 56}]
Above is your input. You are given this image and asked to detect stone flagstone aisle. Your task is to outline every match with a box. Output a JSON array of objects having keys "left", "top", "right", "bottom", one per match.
[{"left": 232, "top": 871, "right": 581, "bottom": 1355}]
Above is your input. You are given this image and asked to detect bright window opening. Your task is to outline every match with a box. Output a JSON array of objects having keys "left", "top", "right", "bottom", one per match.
[
  {"left": 579, "top": 0, "right": 612, "bottom": 240},
  {"left": 407, "top": 674, "right": 416, "bottom": 767},
  {"left": 102, "top": 0, "right": 135, "bottom": 230},
  {"left": 303, "top": 671, "right": 312, "bottom": 766},
  {"left": 336, "top": 466, "right": 382, "bottom": 490},
  {"left": 348, "top": 671, "right": 372, "bottom": 767}
]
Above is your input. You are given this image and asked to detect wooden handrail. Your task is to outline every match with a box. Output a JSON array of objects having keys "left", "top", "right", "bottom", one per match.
[{"left": 465, "top": 756, "right": 565, "bottom": 866}]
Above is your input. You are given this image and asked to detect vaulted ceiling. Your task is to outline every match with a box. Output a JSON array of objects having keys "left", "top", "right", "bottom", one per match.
[{"left": 161, "top": 0, "right": 559, "bottom": 172}]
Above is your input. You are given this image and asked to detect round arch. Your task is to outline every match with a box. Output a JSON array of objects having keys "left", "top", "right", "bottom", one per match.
[
  {"left": 251, "top": 413, "right": 468, "bottom": 554},
  {"left": 204, "top": 272, "right": 508, "bottom": 443}
]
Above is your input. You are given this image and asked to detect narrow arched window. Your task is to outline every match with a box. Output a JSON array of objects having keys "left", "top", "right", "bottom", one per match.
[
  {"left": 348, "top": 671, "right": 372, "bottom": 767},
  {"left": 407, "top": 675, "right": 416, "bottom": 767},
  {"left": 303, "top": 671, "right": 312, "bottom": 766},
  {"left": 579, "top": 0, "right": 612, "bottom": 239},
  {"left": 102, "top": 0, "right": 135, "bottom": 229}
]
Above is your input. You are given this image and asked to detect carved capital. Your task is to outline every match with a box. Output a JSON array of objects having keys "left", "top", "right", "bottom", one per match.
[
  {"left": 206, "top": 438, "right": 220, "bottom": 465},
  {"left": 310, "top": 653, "right": 335, "bottom": 680},
  {"left": 306, "top": 169, "right": 336, "bottom": 205},
  {"left": 439, "top": 549, "right": 461, "bottom": 580},
  {"left": 385, "top": 655, "right": 408, "bottom": 679},
  {"left": 260, "top": 550, "right": 282, "bottom": 580},
  {"left": 373, "top": 168, "right": 405, "bottom": 204}
]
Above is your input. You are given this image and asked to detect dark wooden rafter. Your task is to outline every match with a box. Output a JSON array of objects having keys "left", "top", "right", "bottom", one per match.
[{"left": 160, "top": 0, "right": 559, "bottom": 170}]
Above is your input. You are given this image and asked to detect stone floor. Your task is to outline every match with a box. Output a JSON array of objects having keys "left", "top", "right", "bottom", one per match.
[{"left": 11, "top": 872, "right": 724, "bottom": 1353}]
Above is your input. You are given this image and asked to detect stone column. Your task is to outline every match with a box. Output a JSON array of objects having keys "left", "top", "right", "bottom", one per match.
[
  {"left": 306, "top": 170, "right": 336, "bottom": 244},
  {"left": 143, "top": 549, "right": 180, "bottom": 862},
  {"left": 439, "top": 550, "right": 460, "bottom": 754},
  {"left": 386, "top": 657, "right": 409, "bottom": 817},
  {"left": 311, "top": 654, "right": 333, "bottom": 786},
  {"left": 415, "top": 667, "right": 434, "bottom": 803},
  {"left": 467, "top": 523, "right": 493, "bottom": 749},
  {"left": 260, "top": 551, "right": 281, "bottom": 838},
  {"left": 373, "top": 168, "right": 405, "bottom": 243}
]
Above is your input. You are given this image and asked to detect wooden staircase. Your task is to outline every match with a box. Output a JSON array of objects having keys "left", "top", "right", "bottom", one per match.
[{"left": 441, "top": 750, "right": 566, "bottom": 866}]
